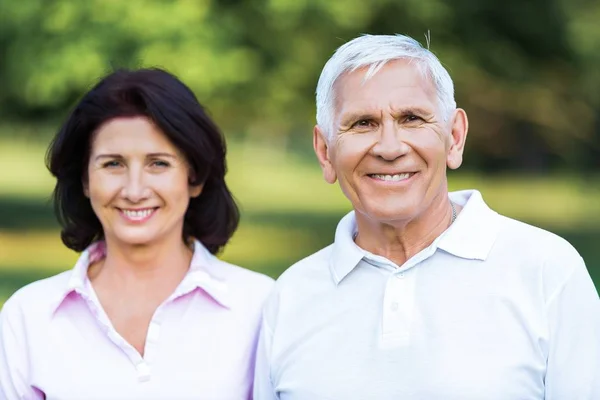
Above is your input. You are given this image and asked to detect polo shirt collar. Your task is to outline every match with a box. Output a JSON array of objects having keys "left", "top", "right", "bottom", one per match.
[
  {"left": 51, "top": 239, "right": 232, "bottom": 313},
  {"left": 175, "top": 240, "right": 232, "bottom": 308},
  {"left": 329, "top": 189, "right": 501, "bottom": 284},
  {"left": 329, "top": 211, "right": 366, "bottom": 284},
  {"left": 439, "top": 190, "right": 501, "bottom": 260}
]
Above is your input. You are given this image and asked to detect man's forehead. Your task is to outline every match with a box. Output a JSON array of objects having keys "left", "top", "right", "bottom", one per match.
[
  {"left": 333, "top": 66, "right": 438, "bottom": 117},
  {"left": 337, "top": 59, "right": 430, "bottom": 85},
  {"left": 337, "top": 60, "right": 434, "bottom": 89}
]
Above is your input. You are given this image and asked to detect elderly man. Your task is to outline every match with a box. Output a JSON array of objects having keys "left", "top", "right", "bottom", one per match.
[{"left": 253, "top": 34, "right": 600, "bottom": 399}]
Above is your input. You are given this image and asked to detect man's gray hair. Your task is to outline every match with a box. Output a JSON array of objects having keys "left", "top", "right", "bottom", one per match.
[{"left": 315, "top": 34, "right": 457, "bottom": 139}]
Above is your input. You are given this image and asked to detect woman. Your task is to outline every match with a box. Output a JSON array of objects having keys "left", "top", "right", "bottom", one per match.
[{"left": 0, "top": 68, "right": 274, "bottom": 399}]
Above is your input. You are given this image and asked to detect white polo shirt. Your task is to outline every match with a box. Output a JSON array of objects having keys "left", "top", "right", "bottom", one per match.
[{"left": 254, "top": 190, "right": 600, "bottom": 400}]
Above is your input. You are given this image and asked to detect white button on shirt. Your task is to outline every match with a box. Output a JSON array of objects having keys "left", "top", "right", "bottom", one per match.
[{"left": 254, "top": 190, "right": 600, "bottom": 400}]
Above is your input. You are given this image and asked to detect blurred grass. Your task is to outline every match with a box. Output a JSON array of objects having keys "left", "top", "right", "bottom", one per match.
[{"left": 1, "top": 137, "right": 599, "bottom": 306}]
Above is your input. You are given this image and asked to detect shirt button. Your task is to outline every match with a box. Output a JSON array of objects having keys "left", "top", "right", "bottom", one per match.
[
  {"left": 396, "top": 273, "right": 405, "bottom": 279},
  {"left": 391, "top": 302, "right": 399, "bottom": 311},
  {"left": 136, "top": 362, "right": 151, "bottom": 382}
]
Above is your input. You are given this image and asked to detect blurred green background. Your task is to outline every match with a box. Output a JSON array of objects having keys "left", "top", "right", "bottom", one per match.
[{"left": 0, "top": 0, "right": 599, "bottom": 305}]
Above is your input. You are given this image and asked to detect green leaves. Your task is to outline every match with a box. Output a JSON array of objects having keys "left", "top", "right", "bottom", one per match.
[{"left": 0, "top": 0, "right": 598, "bottom": 170}]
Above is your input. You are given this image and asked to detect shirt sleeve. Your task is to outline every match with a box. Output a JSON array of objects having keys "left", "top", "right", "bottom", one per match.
[
  {"left": 253, "top": 310, "right": 278, "bottom": 400},
  {"left": 545, "top": 256, "right": 600, "bottom": 400},
  {"left": 0, "top": 297, "right": 41, "bottom": 400}
]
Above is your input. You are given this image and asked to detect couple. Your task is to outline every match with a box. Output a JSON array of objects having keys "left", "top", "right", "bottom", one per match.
[{"left": 1, "top": 34, "right": 599, "bottom": 400}]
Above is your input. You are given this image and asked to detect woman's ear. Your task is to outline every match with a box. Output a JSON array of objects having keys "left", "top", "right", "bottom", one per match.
[
  {"left": 189, "top": 183, "right": 203, "bottom": 198},
  {"left": 188, "top": 172, "right": 204, "bottom": 198},
  {"left": 82, "top": 178, "right": 90, "bottom": 198}
]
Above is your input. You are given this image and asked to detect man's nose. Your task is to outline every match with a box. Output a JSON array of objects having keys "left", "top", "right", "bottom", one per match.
[{"left": 371, "top": 121, "right": 411, "bottom": 161}]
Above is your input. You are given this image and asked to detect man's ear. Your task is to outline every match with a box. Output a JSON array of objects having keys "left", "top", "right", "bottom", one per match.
[
  {"left": 313, "top": 125, "right": 337, "bottom": 184},
  {"left": 446, "top": 108, "right": 469, "bottom": 170}
]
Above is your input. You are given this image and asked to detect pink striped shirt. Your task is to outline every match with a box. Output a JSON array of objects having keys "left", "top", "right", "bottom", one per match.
[{"left": 0, "top": 240, "right": 274, "bottom": 400}]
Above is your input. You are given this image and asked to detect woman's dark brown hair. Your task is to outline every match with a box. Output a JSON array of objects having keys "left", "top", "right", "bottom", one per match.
[{"left": 46, "top": 68, "right": 239, "bottom": 254}]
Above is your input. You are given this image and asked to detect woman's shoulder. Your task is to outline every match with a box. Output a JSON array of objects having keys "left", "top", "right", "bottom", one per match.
[
  {"left": 1, "top": 270, "right": 73, "bottom": 318},
  {"left": 193, "top": 240, "right": 274, "bottom": 299},
  {"left": 202, "top": 256, "right": 275, "bottom": 312},
  {"left": 211, "top": 257, "right": 275, "bottom": 293}
]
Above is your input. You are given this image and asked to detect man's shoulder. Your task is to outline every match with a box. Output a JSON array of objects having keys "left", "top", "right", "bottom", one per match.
[
  {"left": 493, "top": 214, "right": 585, "bottom": 292},
  {"left": 497, "top": 214, "right": 581, "bottom": 259},
  {"left": 261, "top": 245, "right": 335, "bottom": 325},
  {"left": 275, "top": 244, "right": 335, "bottom": 288}
]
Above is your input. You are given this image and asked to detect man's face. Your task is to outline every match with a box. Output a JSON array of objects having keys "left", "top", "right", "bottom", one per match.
[{"left": 314, "top": 59, "right": 468, "bottom": 225}]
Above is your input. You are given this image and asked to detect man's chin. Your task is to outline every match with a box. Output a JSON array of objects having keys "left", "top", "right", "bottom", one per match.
[{"left": 356, "top": 206, "right": 418, "bottom": 225}]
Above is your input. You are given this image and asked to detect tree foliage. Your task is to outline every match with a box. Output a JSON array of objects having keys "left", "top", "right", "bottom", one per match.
[{"left": 0, "top": 0, "right": 598, "bottom": 171}]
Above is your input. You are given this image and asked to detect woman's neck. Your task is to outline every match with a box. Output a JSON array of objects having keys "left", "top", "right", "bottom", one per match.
[{"left": 87, "top": 235, "right": 194, "bottom": 290}]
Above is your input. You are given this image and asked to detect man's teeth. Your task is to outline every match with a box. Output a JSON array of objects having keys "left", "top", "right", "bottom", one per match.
[
  {"left": 122, "top": 209, "right": 154, "bottom": 219},
  {"left": 372, "top": 173, "right": 411, "bottom": 181}
]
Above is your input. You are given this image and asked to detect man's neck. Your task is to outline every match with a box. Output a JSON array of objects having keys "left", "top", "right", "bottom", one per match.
[{"left": 354, "top": 195, "right": 459, "bottom": 266}]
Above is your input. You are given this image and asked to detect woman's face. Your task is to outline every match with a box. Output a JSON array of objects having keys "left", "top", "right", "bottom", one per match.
[{"left": 85, "top": 116, "right": 202, "bottom": 247}]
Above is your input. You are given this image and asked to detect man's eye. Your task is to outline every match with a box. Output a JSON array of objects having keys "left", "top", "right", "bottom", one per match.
[
  {"left": 405, "top": 114, "right": 423, "bottom": 122},
  {"left": 353, "top": 119, "right": 373, "bottom": 128}
]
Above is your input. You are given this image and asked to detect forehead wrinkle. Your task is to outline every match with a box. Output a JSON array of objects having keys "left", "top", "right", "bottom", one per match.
[
  {"left": 389, "top": 104, "right": 435, "bottom": 117},
  {"left": 331, "top": 61, "right": 440, "bottom": 132}
]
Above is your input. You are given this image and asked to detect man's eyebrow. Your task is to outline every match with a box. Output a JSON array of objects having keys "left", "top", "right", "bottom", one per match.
[
  {"left": 339, "top": 111, "right": 379, "bottom": 126},
  {"left": 392, "top": 106, "right": 434, "bottom": 117},
  {"left": 338, "top": 106, "right": 434, "bottom": 126}
]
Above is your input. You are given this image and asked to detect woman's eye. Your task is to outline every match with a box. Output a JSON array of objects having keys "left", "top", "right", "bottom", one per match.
[
  {"left": 103, "top": 161, "right": 121, "bottom": 168},
  {"left": 151, "top": 160, "right": 170, "bottom": 167}
]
